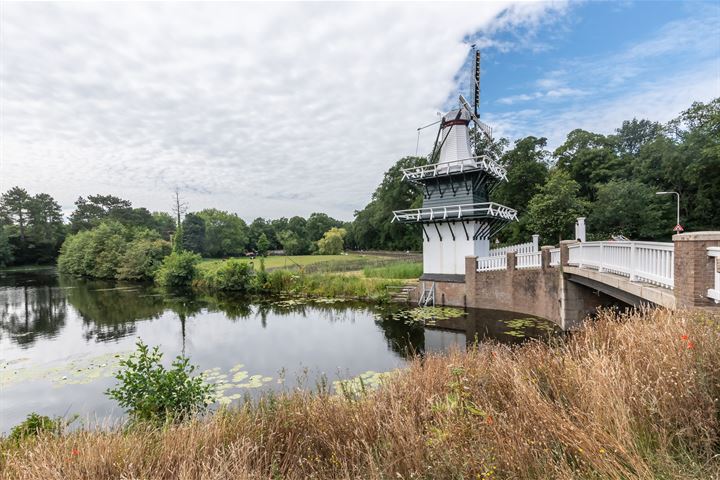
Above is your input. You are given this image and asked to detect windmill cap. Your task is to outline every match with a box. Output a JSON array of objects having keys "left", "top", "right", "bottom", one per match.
[{"left": 441, "top": 108, "right": 471, "bottom": 127}]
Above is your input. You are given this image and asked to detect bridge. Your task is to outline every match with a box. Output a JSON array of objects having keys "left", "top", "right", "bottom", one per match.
[{"left": 414, "top": 231, "right": 720, "bottom": 330}]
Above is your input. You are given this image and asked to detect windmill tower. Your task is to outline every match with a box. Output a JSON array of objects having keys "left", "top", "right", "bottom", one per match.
[{"left": 392, "top": 49, "right": 517, "bottom": 278}]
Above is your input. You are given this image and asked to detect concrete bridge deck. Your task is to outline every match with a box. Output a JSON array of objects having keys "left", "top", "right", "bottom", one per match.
[{"left": 413, "top": 232, "right": 720, "bottom": 330}]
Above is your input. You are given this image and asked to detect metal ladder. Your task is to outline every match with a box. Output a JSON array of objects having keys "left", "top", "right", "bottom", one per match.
[{"left": 418, "top": 281, "right": 435, "bottom": 307}]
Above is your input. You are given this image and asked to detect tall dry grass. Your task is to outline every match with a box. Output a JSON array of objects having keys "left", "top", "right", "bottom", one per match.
[{"left": 2, "top": 308, "right": 719, "bottom": 479}]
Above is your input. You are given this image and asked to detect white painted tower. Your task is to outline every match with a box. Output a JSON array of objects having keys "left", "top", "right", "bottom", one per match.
[{"left": 392, "top": 49, "right": 517, "bottom": 278}]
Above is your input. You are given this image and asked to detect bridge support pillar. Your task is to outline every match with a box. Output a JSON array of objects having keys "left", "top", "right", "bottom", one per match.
[{"left": 673, "top": 232, "right": 720, "bottom": 308}]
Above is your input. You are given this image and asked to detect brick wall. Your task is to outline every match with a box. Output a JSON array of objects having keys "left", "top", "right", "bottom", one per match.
[{"left": 673, "top": 232, "right": 720, "bottom": 307}]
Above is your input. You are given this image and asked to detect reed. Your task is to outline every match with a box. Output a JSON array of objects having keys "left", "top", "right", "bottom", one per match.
[{"left": 3, "top": 308, "right": 718, "bottom": 479}]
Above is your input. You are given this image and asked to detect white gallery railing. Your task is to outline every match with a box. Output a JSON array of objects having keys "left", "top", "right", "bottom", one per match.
[
  {"left": 567, "top": 241, "right": 674, "bottom": 289},
  {"left": 708, "top": 247, "right": 720, "bottom": 303},
  {"left": 402, "top": 155, "right": 507, "bottom": 182},
  {"left": 392, "top": 202, "right": 518, "bottom": 223},
  {"left": 477, "top": 255, "right": 507, "bottom": 272},
  {"left": 549, "top": 248, "right": 561, "bottom": 266},
  {"left": 490, "top": 234, "right": 539, "bottom": 257}
]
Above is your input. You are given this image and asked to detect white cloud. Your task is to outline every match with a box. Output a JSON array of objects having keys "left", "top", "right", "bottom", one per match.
[
  {"left": 0, "top": 2, "right": 568, "bottom": 220},
  {"left": 488, "top": 59, "right": 720, "bottom": 150}
]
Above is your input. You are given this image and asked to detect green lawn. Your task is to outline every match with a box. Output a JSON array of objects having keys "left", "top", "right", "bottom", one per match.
[{"left": 199, "top": 253, "right": 394, "bottom": 272}]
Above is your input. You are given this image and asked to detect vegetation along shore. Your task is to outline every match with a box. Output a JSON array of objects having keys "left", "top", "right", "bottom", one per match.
[{"left": 1, "top": 308, "right": 718, "bottom": 479}]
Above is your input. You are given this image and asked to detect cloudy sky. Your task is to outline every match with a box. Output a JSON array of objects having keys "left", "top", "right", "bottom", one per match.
[{"left": 1, "top": 1, "right": 718, "bottom": 221}]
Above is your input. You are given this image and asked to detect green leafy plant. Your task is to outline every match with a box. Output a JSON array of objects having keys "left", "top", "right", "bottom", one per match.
[
  {"left": 106, "top": 340, "right": 215, "bottom": 423},
  {"left": 196, "top": 258, "right": 254, "bottom": 291},
  {"left": 9, "top": 413, "right": 62, "bottom": 442},
  {"left": 154, "top": 251, "right": 201, "bottom": 288}
]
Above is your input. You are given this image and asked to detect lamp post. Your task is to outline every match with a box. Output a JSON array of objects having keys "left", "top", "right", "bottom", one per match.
[{"left": 656, "top": 191, "right": 681, "bottom": 231}]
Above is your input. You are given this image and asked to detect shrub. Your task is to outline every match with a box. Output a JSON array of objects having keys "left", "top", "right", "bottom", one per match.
[
  {"left": 154, "top": 251, "right": 201, "bottom": 288},
  {"left": 196, "top": 258, "right": 254, "bottom": 292},
  {"left": 9, "top": 413, "right": 61, "bottom": 442},
  {"left": 117, "top": 234, "right": 171, "bottom": 281},
  {"left": 58, "top": 221, "right": 129, "bottom": 278},
  {"left": 106, "top": 340, "right": 215, "bottom": 423}
]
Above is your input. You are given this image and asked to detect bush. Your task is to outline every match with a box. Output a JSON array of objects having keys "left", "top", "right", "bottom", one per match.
[
  {"left": 196, "top": 258, "right": 254, "bottom": 292},
  {"left": 117, "top": 235, "right": 171, "bottom": 281},
  {"left": 106, "top": 340, "right": 214, "bottom": 423},
  {"left": 58, "top": 221, "right": 129, "bottom": 278},
  {"left": 9, "top": 413, "right": 61, "bottom": 442},
  {"left": 154, "top": 251, "right": 201, "bottom": 288},
  {"left": 58, "top": 222, "right": 170, "bottom": 281}
]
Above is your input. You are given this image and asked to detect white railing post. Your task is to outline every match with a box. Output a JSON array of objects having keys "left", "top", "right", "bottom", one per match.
[
  {"left": 578, "top": 242, "right": 584, "bottom": 269},
  {"left": 532, "top": 234, "right": 539, "bottom": 252},
  {"left": 629, "top": 242, "right": 638, "bottom": 282},
  {"left": 598, "top": 242, "right": 605, "bottom": 273}
]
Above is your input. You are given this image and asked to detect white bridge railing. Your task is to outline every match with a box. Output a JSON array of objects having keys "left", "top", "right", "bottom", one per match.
[
  {"left": 490, "top": 234, "right": 539, "bottom": 257},
  {"left": 549, "top": 248, "right": 561, "bottom": 266},
  {"left": 477, "top": 255, "right": 507, "bottom": 271},
  {"left": 516, "top": 251, "right": 541, "bottom": 269},
  {"left": 708, "top": 247, "right": 720, "bottom": 303},
  {"left": 567, "top": 241, "right": 674, "bottom": 289}
]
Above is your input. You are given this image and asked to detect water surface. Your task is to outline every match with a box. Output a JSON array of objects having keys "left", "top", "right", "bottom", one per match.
[{"left": 0, "top": 268, "right": 557, "bottom": 432}]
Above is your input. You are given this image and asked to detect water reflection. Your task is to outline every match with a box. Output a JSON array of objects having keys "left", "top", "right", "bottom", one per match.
[
  {"left": 0, "top": 268, "right": 559, "bottom": 432},
  {"left": 0, "top": 270, "right": 67, "bottom": 347}
]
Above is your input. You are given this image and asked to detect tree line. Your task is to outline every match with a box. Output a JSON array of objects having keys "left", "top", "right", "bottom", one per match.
[
  {"left": 1, "top": 97, "right": 717, "bottom": 267},
  {"left": 0, "top": 190, "right": 351, "bottom": 267},
  {"left": 349, "top": 97, "right": 719, "bottom": 248}
]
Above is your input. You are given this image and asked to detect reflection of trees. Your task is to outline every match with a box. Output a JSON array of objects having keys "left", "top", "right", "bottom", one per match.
[
  {"left": 60, "top": 276, "right": 167, "bottom": 342},
  {"left": 0, "top": 279, "right": 67, "bottom": 348}
]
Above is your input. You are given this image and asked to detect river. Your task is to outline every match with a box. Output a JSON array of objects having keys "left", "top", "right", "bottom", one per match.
[{"left": 0, "top": 267, "right": 558, "bottom": 432}]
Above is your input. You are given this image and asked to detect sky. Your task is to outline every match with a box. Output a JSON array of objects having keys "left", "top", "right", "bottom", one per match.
[{"left": 1, "top": 1, "right": 718, "bottom": 221}]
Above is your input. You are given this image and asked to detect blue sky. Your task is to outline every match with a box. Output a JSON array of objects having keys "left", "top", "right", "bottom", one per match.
[
  {"left": 453, "top": 1, "right": 720, "bottom": 148},
  {"left": 1, "top": 2, "right": 718, "bottom": 219}
]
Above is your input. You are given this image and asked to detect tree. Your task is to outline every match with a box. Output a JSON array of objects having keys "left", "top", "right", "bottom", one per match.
[
  {"left": 316, "top": 227, "right": 346, "bottom": 255},
  {"left": 0, "top": 225, "right": 12, "bottom": 267},
  {"left": 554, "top": 130, "right": 623, "bottom": 202},
  {"left": 352, "top": 156, "right": 427, "bottom": 251},
  {"left": 256, "top": 233, "right": 270, "bottom": 256},
  {"left": 248, "top": 217, "right": 275, "bottom": 250},
  {"left": 491, "top": 136, "right": 550, "bottom": 244},
  {"left": 152, "top": 212, "right": 176, "bottom": 240},
  {"left": 69, "top": 194, "right": 132, "bottom": 232},
  {"left": 588, "top": 180, "right": 668, "bottom": 240},
  {"left": 306, "top": 213, "right": 344, "bottom": 242},
  {"left": 526, "top": 170, "right": 588, "bottom": 244},
  {"left": 196, "top": 209, "right": 248, "bottom": 257},
  {"left": 612, "top": 118, "right": 664, "bottom": 158},
  {"left": 278, "top": 230, "right": 306, "bottom": 256},
  {"left": 0, "top": 188, "right": 66, "bottom": 264},
  {"left": 0, "top": 187, "right": 32, "bottom": 241},
  {"left": 181, "top": 213, "right": 206, "bottom": 255}
]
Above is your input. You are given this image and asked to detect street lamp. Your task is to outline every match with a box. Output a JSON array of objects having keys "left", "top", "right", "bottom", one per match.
[{"left": 656, "top": 191, "right": 681, "bottom": 231}]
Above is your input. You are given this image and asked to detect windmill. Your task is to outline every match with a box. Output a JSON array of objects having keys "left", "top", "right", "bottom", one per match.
[
  {"left": 393, "top": 46, "right": 517, "bottom": 280},
  {"left": 428, "top": 47, "right": 494, "bottom": 163}
]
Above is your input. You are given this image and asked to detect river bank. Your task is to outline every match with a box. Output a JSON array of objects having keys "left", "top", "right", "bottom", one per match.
[{"left": 2, "top": 308, "right": 718, "bottom": 479}]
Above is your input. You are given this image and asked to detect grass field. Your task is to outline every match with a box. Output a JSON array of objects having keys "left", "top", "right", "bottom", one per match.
[
  {"left": 3, "top": 308, "right": 718, "bottom": 479},
  {"left": 199, "top": 254, "right": 394, "bottom": 272}
]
